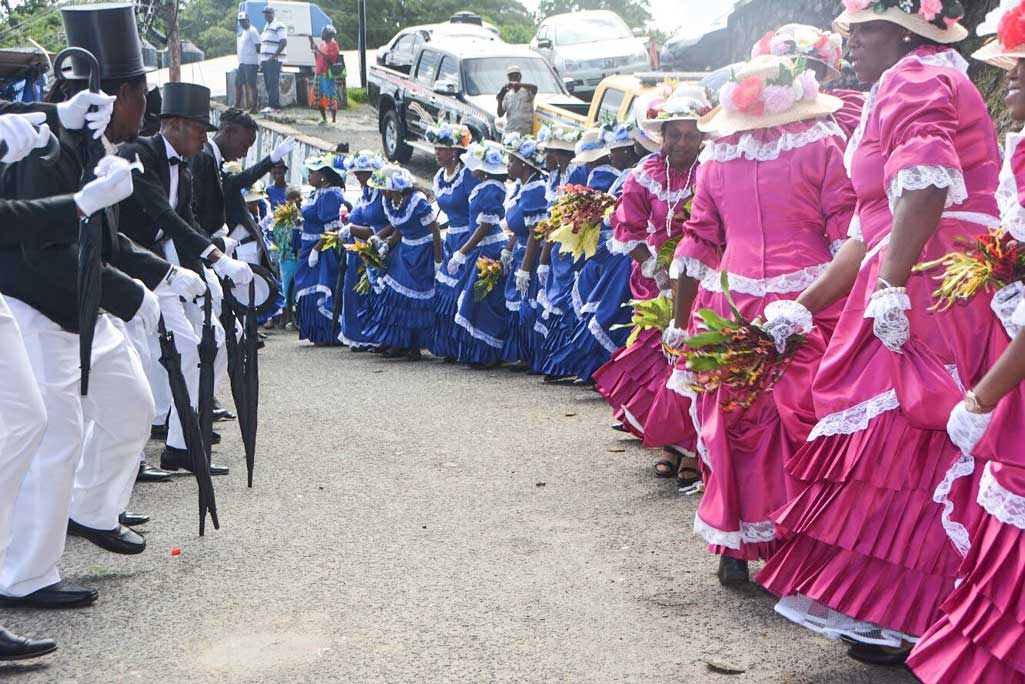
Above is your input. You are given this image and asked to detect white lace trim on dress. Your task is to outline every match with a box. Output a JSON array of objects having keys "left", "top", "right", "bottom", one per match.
[
  {"left": 700, "top": 262, "right": 829, "bottom": 297},
  {"left": 700, "top": 121, "right": 843, "bottom": 163},
  {"left": 435, "top": 271, "right": 459, "bottom": 287},
  {"left": 384, "top": 193, "right": 431, "bottom": 227},
  {"left": 469, "top": 179, "right": 504, "bottom": 204},
  {"left": 402, "top": 233, "right": 433, "bottom": 246},
  {"left": 433, "top": 166, "right": 466, "bottom": 198},
  {"left": 978, "top": 461, "right": 1025, "bottom": 531},
  {"left": 933, "top": 452, "right": 976, "bottom": 558},
  {"left": 665, "top": 369, "right": 710, "bottom": 468},
  {"left": 454, "top": 291, "right": 505, "bottom": 349},
  {"left": 610, "top": 238, "right": 646, "bottom": 255},
  {"left": 886, "top": 165, "right": 968, "bottom": 211},
  {"left": 693, "top": 513, "right": 776, "bottom": 550},
  {"left": 996, "top": 132, "right": 1025, "bottom": 241},
  {"left": 774, "top": 594, "right": 920, "bottom": 648},
  {"left": 477, "top": 213, "right": 502, "bottom": 225},
  {"left": 382, "top": 274, "right": 434, "bottom": 300},
  {"left": 807, "top": 389, "right": 899, "bottom": 441},
  {"left": 829, "top": 239, "right": 845, "bottom": 257},
  {"left": 586, "top": 317, "right": 618, "bottom": 353},
  {"left": 669, "top": 256, "right": 712, "bottom": 281},
  {"left": 633, "top": 166, "right": 693, "bottom": 204}
]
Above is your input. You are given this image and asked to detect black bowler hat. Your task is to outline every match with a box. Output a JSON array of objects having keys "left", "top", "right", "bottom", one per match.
[
  {"left": 160, "top": 82, "right": 217, "bottom": 132},
  {"left": 60, "top": 4, "right": 149, "bottom": 81}
]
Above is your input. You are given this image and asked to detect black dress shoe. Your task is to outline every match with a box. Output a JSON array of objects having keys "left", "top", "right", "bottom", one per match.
[
  {"left": 210, "top": 430, "right": 221, "bottom": 445},
  {"left": 149, "top": 423, "right": 168, "bottom": 440},
  {"left": 160, "top": 447, "right": 229, "bottom": 476},
  {"left": 846, "top": 642, "right": 911, "bottom": 668},
  {"left": 0, "top": 627, "right": 57, "bottom": 661},
  {"left": 717, "top": 556, "right": 750, "bottom": 587},
  {"left": 119, "top": 512, "right": 149, "bottom": 527},
  {"left": 611, "top": 422, "right": 628, "bottom": 433},
  {"left": 67, "top": 520, "right": 145, "bottom": 555},
  {"left": 212, "top": 407, "right": 235, "bottom": 422},
  {"left": 0, "top": 581, "right": 97, "bottom": 609},
  {"left": 137, "top": 462, "right": 171, "bottom": 483}
]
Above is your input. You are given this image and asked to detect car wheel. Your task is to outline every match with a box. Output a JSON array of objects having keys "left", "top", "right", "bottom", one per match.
[{"left": 382, "top": 109, "right": 413, "bottom": 163}]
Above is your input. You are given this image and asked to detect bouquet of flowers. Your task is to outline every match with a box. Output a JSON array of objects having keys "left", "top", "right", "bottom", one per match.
[
  {"left": 272, "top": 202, "right": 300, "bottom": 229},
  {"left": 676, "top": 273, "right": 805, "bottom": 412},
  {"left": 656, "top": 236, "right": 682, "bottom": 273},
  {"left": 472, "top": 257, "right": 503, "bottom": 302},
  {"left": 914, "top": 228, "right": 1025, "bottom": 311},
  {"left": 611, "top": 294, "right": 673, "bottom": 348},
  {"left": 344, "top": 239, "right": 388, "bottom": 294},
  {"left": 547, "top": 184, "right": 617, "bottom": 262}
]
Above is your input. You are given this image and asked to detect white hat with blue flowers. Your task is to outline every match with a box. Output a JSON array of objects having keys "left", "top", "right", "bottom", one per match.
[
  {"left": 462, "top": 141, "right": 508, "bottom": 175},
  {"left": 367, "top": 164, "right": 415, "bottom": 192},
  {"left": 537, "top": 125, "right": 582, "bottom": 153},
  {"left": 343, "top": 150, "right": 386, "bottom": 173},
  {"left": 502, "top": 132, "right": 546, "bottom": 170},
  {"left": 572, "top": 127, "right": 611, "bottom": 165}
]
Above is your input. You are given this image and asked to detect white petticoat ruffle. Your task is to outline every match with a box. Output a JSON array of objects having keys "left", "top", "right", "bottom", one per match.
[
  {"left": 978, "top": 461, "right": 1025, "bottom": 531},
  {"left": 665, "top": 368, "right": 709, "bottom": 468},
  {"left": 382, "top": 274, "right": 434, "bottom": 300},
  {"left": 774, "top": 594, "right": 919, "bottom": 648},
  {"left": 932, "top": 452, "right": 976, "bottom": 558},
  {"left": 699, "top": 120, "right": 843, "bottom": 164},
  {"left": 886, "top": 165, "right": 968, "bottom": 212}
]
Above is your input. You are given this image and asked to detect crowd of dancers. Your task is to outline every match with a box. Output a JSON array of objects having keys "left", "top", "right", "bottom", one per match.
[{"left": 288, "top": 0, "right": 1025, "bottom": 680}]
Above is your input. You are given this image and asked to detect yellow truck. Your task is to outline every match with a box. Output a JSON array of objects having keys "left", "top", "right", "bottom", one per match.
[{"left": 534, "top": 69, "right": 731, "bottom": 133}]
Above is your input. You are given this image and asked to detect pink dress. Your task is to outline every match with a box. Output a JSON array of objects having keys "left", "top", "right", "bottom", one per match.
[
  {"left": 757, "top": 46, "right": 1005, "bottom": 645},
  {"left": 673, "top": 117, "right": 855, "bottom": 560},
  {"left": 906, "top": 131, "right": 1025, "bottom": 683},
  {"left": 592, "top": 153, "right": 698, "bottom": 442},
  {"left": 828, "top": 89, "right": 866, "bottom": 139}
]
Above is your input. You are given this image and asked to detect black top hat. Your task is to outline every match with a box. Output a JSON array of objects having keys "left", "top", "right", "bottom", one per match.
[
  {"left": 60, "top": 4, "right": 149, "bottom": 81},
  {"left": 160, "top": 82, "right": 217, "bottom": 132}
]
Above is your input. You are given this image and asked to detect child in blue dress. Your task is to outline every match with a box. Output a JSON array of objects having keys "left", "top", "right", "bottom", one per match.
[
  {"left": 425, "top": 123, "right": 478, "bottom": 360},
  {"left": 294, "top": 154, "right": 350, "bottom": 346},
  {"left": 499, "top": 133, "right": 549, "bottom": 368},
  {"left": 446, "top": 141, "right": 510, "bottom": 367},
  {"left": 358, "top": 165, "right": 441, "bottom": 360}
]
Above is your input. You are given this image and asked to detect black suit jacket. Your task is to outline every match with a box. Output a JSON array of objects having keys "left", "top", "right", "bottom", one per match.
[
  {"left": 117, "top": 134, "right": 214, "bottom": 268},
  {"left": 0, "top": 102, "right": 172, "bottom": 331}
]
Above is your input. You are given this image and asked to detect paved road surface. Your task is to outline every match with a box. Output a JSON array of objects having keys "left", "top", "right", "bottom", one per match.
[{"left": 2, "top": 333, "right": 915, "bottom": 683}]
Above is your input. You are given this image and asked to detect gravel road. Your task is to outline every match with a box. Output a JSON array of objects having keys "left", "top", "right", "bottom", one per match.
[{"left": 1, "top": 331, "right": 917, "bottom": 684}]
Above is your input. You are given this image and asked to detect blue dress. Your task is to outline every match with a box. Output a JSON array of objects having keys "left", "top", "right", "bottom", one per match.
[
  {"left": 295, "top": 186, "right": 345, "bottom": 345},
  {"left": 339, "top": 185, "right": 389, "bottom": 348},
  {"left": 365, "top": 192, "right": 438, "bottom": 349},
  {"left": 540, "top": 166, "right": 634, "bottom": 380},
  {"left": 266, "top": 183, "right": 287, "bottom": 210},
  {"left": 452, "top": 180, "right": 509, "bottom": 364},
  {"left": 431, "top": 165, "right": 479, "bottom": 359},
  {"left": 585, "top": 164, "right": 620, "bottom": 193},
  {"left": 501, "top": 175, "right": 548, "bottom": 364}
]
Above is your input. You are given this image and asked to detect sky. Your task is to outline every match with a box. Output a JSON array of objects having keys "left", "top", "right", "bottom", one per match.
[{"left": 517, "top": 0, "right": 740, "bottom": 37}]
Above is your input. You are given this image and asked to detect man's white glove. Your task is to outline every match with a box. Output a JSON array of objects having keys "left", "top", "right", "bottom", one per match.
[
  {"left": 514, "top": 269, "right": 530, "bottom": 296},
  {"left": 865, "top": 289, "right": 911, "bottom": 353},
  {"left": 220, "top": 236, "right": 239, "bottom": 257},
  {"left": 500, "top": 248, "right": 514, "bottom": 272},
  {"left": 307, "top": 248, "right": 320, "bottom": 268},
  {"left": 991, "top": 281, "right": 1024, "bottom": 339},
  {"left": 760, "top": 300, "right": 814, "bottom": 354},
  {"left": 212, "top": 254, "right": 254, "bottom": 285},
  {"left": 270, "top": 136, "right": 296, "bottom": 163},
  {"left": 947, "top": 400, "right": 994, "bottom": 456},
  {"left": 132, "top": 280, "right": 161, "bottom": 335},
  {"left": 536, "top": 264, "right": 550, "bottom": 285},
  {"left": 164, "top": 265, "right": 207, "bottom": 301},
  {"left": 57, "top": 90, "right": 116, "bottom": 139},
  {"left": 447, "top": 250, "right": 466, "bottom": 275},
  {"left": 74, "top": 155, "right": 135, "bottom": 216},
  {"left": 0, "top": 112, "right": 51, "bottom": 163}
]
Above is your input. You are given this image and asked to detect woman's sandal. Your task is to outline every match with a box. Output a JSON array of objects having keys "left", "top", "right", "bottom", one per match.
[{"left": 653, "top": 448, "right": 681, "bottom": 479}]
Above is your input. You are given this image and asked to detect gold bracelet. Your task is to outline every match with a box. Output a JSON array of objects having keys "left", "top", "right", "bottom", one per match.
[{"left": 965, "top": 390, "right": 996, "bottom": 414}]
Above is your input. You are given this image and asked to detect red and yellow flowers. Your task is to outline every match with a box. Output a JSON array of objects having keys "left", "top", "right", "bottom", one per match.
[
  {"left": 472, "top": 257, "right": 503, "bottom": 302},
  {"left": 916, "top": 227, "right": 1025, "bottom": 311},
  {"left": 546, "top": 184, "right": 617, "bottom": 262},
  {"left": 344, "top": 239, "right": 388, "bottom": 294}
]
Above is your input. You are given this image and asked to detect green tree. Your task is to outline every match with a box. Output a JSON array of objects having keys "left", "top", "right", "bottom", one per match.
[
  {"left": 0, "top": 0, "right": 67, "bottom": 51},
  {"left": 534, "top": 0, "right": 650, "bottom": 29}
]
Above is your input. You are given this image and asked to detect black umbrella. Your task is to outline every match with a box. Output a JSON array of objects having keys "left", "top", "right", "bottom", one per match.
[
  {"left": 156, "top": 317, "right": 219, "bottom": 536},
  {"left": 330, "top": 240, "right": 348, "bottom": 341},
  {"left": 219, "top": 279, "right": 247, "bottom": 427},
  {"left": 197, "top": 287, "right": 217, "bottom": 459},
  {"left": 53, "top": 47, "right": 105, "bottom": 396},
  {"left": 241, "top": 279, "right": 260, "bottom": 487}
]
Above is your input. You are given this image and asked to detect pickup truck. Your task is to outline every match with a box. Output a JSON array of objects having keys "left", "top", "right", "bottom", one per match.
[
  {"left": 368, "top": 37, "right": 588, "bottom": 162},
  {"left": 534, "top": 68, "right": 736, "bottom": 132}
]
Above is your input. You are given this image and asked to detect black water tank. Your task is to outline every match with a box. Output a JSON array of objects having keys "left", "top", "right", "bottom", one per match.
[
  {"left": 180, "top": 40, "right": 204, "bottom": 64},
  {"left": 449, "top": 11, "right": 482, "bottom": 26},
  {"left": 141, "top": 38, "right": 158, "bottom": 69}
]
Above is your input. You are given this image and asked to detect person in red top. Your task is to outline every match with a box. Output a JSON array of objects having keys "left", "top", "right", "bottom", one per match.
[{"left": 308, "top": 25, "right": 340, "bottom": 125}]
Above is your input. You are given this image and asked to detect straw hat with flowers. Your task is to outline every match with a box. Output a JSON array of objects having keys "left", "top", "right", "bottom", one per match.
[
  {"left": 639, "top": 84, "right": 714, "bottom": 144},
  {"left": 698, "top": 55, "right": 841, "bottom": 136},
  {"left": 571, "top": 128, "right": 611, "bottom": 166},
  {"left": 537, "top": 125, "right": 581, "bottom": 153},
  {"left": 833, "top": 0, "right": 967, "bottom": 44},
  {"left": 973, "top": 0, "right": 1025, "bottom": 70},
  {"left": 751, "top": 24, "right": 845, "bottom": 83}
]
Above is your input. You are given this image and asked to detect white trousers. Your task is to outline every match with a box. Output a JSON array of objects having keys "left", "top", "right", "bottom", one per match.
[
  {"left": 0, "top": 296, "right": 48, "bottom": 577},
  {"left": 0, "top": 300, "right": 154, "bottom": 597},
  {"left": 150, "top": 289, "right": 201, "bottom": 450}
]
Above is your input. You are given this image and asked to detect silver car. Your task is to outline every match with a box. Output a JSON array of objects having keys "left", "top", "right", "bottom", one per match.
[{"left": 530, "top": 10, "right": 650, "bottom": 97}]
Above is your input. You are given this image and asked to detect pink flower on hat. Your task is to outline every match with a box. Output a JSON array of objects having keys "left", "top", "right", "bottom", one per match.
[
  {"left": 719, "top": 81, "right": 739, "bottom": 113},
  {"left": 797, "top": 69, "right": 819, "bottom": 101},
  {"left": 919, "top": 0, "right": 943, "bottom": 21},
  {"left": 762, "top": 85, "right": 796, "bottom": 114},
  {"left": 842, "top": 0, "right": 871, "bottom": 10}
]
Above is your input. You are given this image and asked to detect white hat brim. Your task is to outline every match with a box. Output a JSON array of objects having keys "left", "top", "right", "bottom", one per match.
[
  {"left": 572, "top": 148, "right": 610, "bottom": 166},
  {"left": 697, "top": 94, "right": 843, "bottom": 136},
  {"left": 833, "top": 8, "right": 967, "bottom": 44},
  {"left": 972, "top": 38, "right": 1025, "bottom": 70}
]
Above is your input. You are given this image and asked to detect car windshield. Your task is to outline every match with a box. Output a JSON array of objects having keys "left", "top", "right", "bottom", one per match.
[
  {"left": 462, "top": 58, "right": 563, "bottom": 96},
  {"left": 555, "top": 14, "right": 632, "bottom": 45}
]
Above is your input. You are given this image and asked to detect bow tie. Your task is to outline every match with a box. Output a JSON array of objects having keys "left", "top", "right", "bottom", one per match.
[{"left": 168, "top": 157, "right": 180, "bottom": 166}]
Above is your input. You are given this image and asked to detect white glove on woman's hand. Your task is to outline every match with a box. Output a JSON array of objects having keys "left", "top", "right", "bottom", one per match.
[
  {"left": 514, "top": 269, "right": 531, "bottom": 296},
  {"left": 338, "top": 225, "right": 352, "bottom": 242},
  {"left": 212, "top": 254, "right": 254, "bottom": 285},
  {"left": 447, "top": 250, "right": 466, "bottom": 275},
  {"left": 434, "top": 260, "right": 443, "bottom": 274},
  {"left": 865, "top": 289, "right": 911, "bottom": 353},
  {"left": 500, "top": 248, "right": 514, "bottom": 272},
  {"left": 132, "top": 280, "right": 161, "bottom": 335},
  {"left": 662, "top": 319, "right": 687, "bottom": 351},
  {"left": 57, "top": 90, "right": 116, "bottom": 139},
  {"left": 991, "top": 281, "right": 1024, "bottom": 339},
  {"left": 536, "top": 264, "right": 550, "bottom": 285},
  {"left": 654, "top": 268, "right": 671, "bottom": 292},
  {"left": 760, "top": 300, "right": 814, "bottom": 354},
  {"left": 164, "top": 266, "right": 207, "bottom": 301},
  {"left": 0, "top": 112, "right": 50, "bottom": 163},
  {"left": 947, "top": 400, "right": 994, "bottom": 455},
  {"left": 378, "top": 241, "right": 389, "bottom": 258},
  {"left": 640, "top": 255, "right": 658, "bottom": 279},
  {"left": 270, "top": 136, "right": 296, "bottom": 163},
  {"left": 74, "top": 155, "right": 135, "bottom": 216},
  {"left": 307, "top": 249, "right": 320, "bottom": 268}
]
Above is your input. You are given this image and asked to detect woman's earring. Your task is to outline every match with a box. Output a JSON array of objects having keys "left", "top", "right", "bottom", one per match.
[{"left": 903, "top": 35, "right": 912, "bottom": 43}]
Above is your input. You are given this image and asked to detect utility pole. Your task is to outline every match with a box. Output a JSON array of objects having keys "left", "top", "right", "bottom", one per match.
[
  {"left": 358, "top": 0, "right": 366, "bottom": 87},
  {"left": 167, "top": 0, "right": 181, "bottom": 82}
]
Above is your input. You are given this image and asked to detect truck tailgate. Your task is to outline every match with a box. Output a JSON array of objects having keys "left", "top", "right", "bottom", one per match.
[{"left": 534, "top": 103, "right": 587, "bottom": 133}]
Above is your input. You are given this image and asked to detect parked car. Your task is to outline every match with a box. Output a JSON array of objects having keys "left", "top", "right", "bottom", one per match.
[
  {"left": 529, "top": 10, "right": 649, "bottom": 97},
  {"left": 369, "top": 38, "right": 587, "bottom": 162},
  {"left": 375, "top": 16, "right": 501, "bottom": 74}
]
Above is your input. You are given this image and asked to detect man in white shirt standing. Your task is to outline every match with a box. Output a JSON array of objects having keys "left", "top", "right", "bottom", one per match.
[
  {"left": 259, "top": 5, "right": 287, "bottom": 113},
  {"left": 497, "top": 66, "right": 537, "bottom": 136},
  {"left": 235, "top": 11, "right": 261, "bottom": 113}
]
